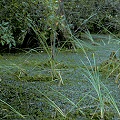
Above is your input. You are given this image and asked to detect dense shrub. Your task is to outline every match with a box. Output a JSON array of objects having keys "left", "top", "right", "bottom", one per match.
[{"left": 0, "top": 0, "right": 120, "bottom": 50}]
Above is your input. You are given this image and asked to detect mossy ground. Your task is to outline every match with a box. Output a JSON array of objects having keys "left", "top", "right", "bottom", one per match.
[{"left": 0, "top": 37, "right": 120, "bottom": 120}]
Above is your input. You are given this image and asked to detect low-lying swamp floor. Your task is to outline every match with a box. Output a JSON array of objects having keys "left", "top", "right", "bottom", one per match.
[{"left": 0, "top": 39, "right": 120, "bottom": 120}]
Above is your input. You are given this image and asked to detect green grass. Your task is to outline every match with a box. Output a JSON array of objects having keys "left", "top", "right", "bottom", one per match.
[
  {"left": 81, "top": 53, "right": 120, "bottom": 119},
  {"left": 76, "top": 38, "right": 120, "bottom": 119}
]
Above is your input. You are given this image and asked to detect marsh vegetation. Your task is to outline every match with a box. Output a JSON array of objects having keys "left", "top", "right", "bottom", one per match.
[{"left": 0, "top": 0, "right": 120, "bottom": 119}]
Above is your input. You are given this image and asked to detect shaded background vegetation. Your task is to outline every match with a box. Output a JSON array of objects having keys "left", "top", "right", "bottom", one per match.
[{"left": 0, "top": 0, "right": 120, "bottom": 52}]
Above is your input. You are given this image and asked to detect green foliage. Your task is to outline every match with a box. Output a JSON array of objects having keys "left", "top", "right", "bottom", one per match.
[
  {"left": 0, "top": 0, "right": 120, "bottom": 49},
  {"left": 64, "top": 0, "right": 120, "bottom": 35},
  {"left": 0, "top": 21, "right": 16, "bottom": 48},
  {"left": 0, "top": 99, "right": 25, "bottom": 118},
  {"left": 99, "top": 52, "right": 120, "bottom": 82},
  {"left": 0, "top": 0, "right": 43, "bottom": 45}
]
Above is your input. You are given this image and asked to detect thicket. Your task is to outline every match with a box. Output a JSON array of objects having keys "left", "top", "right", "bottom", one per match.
[{"left": 0, "top": 0, "right": 120, "bottom": 51}]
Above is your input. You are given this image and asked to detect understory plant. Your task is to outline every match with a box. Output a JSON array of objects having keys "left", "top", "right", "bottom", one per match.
[
  {"left": 34, "top": 86, "right": 87, "bottom": 118},
  {"left": 0, "top": 21, "right": 16, "bottom": 48},
  {"left": 77, "top": 42, "right": 120, "bottom": 119},
  {"left": 0, "top": 99, "right": 25, "bottom": 118}
]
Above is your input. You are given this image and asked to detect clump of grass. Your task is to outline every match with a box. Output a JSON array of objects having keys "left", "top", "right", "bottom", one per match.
[
  {"left": 99, "top": 50, "right": 120, "bottom": 84},
  {"left": 84, "top": 30, "right": 100, "bottom": 46},
  {"left": 0, "top": 99, "right": 25, "bottom": 119},
  {"left": 34, "top": 87, "right": 85, "bottom": 119},
  {"left": 76, "top": 41, "right": 120, "bottom": 119}
]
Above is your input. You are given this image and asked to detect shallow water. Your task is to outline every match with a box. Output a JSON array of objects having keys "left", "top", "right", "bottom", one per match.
[{"left": 0, "top": 40, "right": 120, "bottom": 120}]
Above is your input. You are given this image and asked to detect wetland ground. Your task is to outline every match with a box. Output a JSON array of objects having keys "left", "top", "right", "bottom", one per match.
[{"left": 0, "top": 39, "right": 120, "bottom": 120}]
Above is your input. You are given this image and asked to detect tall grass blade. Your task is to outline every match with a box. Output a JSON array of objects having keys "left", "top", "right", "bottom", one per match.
[
  {"left": 50, "top": 87, "right": 85, "bottom": 115},
  {"left": 75, "top": 41, "right": 120, "bottom": 118},
  {"left": 35, "top": 88, "right": 66, "bottom": 117},
  {"left": 0, "top": 99, "right": 25, "bottom": 118}
]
